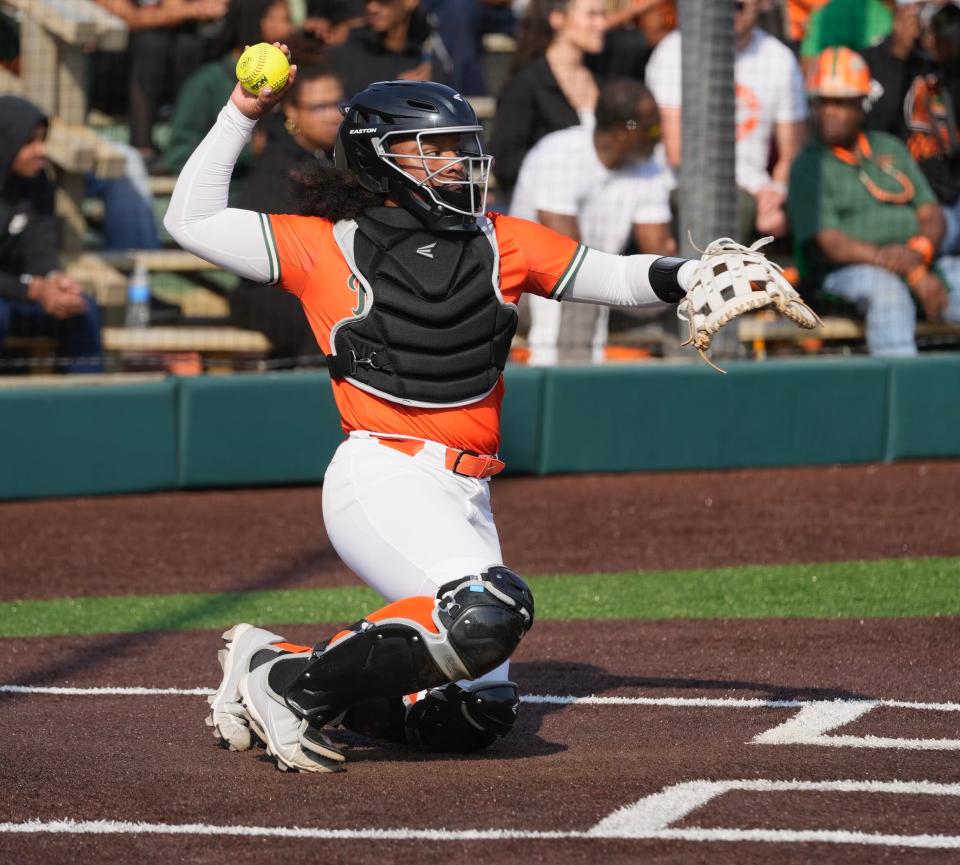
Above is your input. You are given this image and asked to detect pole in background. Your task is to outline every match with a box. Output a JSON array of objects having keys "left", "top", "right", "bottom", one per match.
[{"left": 678, "top": 0, "right": 739, "bottom": 357}]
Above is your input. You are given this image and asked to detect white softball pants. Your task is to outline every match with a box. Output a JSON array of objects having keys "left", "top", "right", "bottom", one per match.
[{"left": 321, "top": 430, "right": 511, "bottom": 684}]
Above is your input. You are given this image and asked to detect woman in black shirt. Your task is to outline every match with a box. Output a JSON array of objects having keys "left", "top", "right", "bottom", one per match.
[{"left": 490, "top": 0, "right": 606, "bottom": 192}]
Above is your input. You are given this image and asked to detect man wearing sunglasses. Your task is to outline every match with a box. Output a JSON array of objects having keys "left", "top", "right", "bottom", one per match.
[{"left": 511, "top": 79, "right": 676, "bottom": 365}]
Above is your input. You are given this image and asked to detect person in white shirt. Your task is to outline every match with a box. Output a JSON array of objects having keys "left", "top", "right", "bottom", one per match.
[
  {"left": 645, "top": 0, "right": 807, "bottom": 240},
  {"left": 510, "top": 78, "right": 675, "bottom": 365}
]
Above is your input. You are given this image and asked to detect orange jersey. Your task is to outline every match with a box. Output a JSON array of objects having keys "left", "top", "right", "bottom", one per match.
[{"left": 267, "top": 211, "right": 582, "bottom": 454}]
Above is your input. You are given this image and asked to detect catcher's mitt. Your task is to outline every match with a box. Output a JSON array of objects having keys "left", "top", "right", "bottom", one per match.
[{"left": 677, "top": 236, "right": 822, "bottom": 372}]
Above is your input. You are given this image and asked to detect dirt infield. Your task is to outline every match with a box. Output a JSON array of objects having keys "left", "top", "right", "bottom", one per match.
[
  {"left": 0, "top": 461, "right": 958, "bottom": 863},
  {"left": 1, "top": 619, "right": 958, "bottom": 865},
  {"left": 1, "top": 460, "right": 959, "bottom": 600}
]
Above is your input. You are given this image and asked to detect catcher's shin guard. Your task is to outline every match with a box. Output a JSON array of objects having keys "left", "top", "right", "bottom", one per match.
[
  {"left": 404, "top": 680, "right": 521, "bottom": 752},
  {"left": 274, "top": 566, "right": 534, "bottom": 725}
]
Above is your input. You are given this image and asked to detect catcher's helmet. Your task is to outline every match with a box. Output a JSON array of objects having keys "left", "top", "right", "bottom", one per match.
[{"left": 334, "top": 80, "right": 491, "bottom": 231}]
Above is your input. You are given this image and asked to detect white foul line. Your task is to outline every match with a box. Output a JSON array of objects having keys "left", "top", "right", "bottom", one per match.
[
  {"left": 0, "top": 820, "right": 943, "bottom": 849},
  {"left": 4, "top": 774, "right": 960, "bottom": 851},
  {"left": 0, "top": 685, "right": 216, "bottom": 697},
  {"left": 588, "top": 778, "right": 960, "bottom": 846},
  {"left": 752, "top": 701, "right": 960, "bottom": 751},
  {"left": 592, "top": 778, "right": 960, "bottom": 836},
  {"left": 2, "top": 685, "right": 959, "bottom": 712},
  {"left": 3, "top": 686, "right": 958, "bottom": 750}
]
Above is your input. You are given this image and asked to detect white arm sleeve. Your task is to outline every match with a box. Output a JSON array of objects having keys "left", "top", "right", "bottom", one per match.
[
  {"left": 565, "top": 247, "right": 698, "bottom": 308},
  {"left": 163, "top": 101, "right": 275, "bottom": 284}
]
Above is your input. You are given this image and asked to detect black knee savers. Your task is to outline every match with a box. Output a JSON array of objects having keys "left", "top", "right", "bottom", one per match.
[{"left": 435, "top": 566, "right": 534, "bottom": 679}]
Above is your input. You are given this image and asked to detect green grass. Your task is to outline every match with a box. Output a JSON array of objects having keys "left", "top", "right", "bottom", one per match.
[{"left": 0, "top": 557, "right": 957, "bottom": 638}]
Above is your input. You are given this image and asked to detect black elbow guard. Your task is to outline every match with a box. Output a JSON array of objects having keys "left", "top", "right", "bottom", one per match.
[{"left": 649, "top": 256, "right": 690, "bottom": 303}]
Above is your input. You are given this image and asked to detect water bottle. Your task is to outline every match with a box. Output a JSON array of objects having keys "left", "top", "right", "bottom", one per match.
[{"left": 125, "top": 261, "right": 151, "bottom": 329}]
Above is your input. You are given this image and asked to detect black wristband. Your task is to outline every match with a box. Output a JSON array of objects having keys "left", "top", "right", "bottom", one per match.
[{"left": 649, "top": 257, "right": 689, "bottom": 304}]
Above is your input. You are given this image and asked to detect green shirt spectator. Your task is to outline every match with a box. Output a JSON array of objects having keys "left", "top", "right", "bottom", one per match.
[
  {"left": 789, "top": 130, "right": 936, "bottom": 283},
  {"left": 794, "top": 44, "right": 960, "bottom": 357},
  {"left": 164, "top": 57, "right": 255, "bottom": 176},
  {"left": 163, "top": 0, "right": 293, "bottom": 177},
  {"left": 800, "top": 0, "right": 893, "bottom": 59}
]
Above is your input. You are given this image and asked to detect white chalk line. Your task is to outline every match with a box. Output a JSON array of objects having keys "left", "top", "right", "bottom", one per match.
[
  {"left": 4, "top": 784, "right": 960, "bottom": 850},
  {"left": 592, "top": 779, "right": 960, "bottom": 837},
  {"left": 1, "top": 819, "right": 958, "bottom": 850},
  {"left": 0, "top": 685, "right": 215, "bottom": 697},
  {"left": 752, "top": 700, "right": 960, "bottom": 751},
  {"left": 2, "top": 685, "right": 959, "bottom": 712},
  {"left": 4, "top": 686, "right": 957, "bottom": 750}
]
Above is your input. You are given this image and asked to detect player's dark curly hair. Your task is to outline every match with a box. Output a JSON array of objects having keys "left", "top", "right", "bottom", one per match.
[{"left": 291, "top": 161, "right": 385, "bottom": 220}]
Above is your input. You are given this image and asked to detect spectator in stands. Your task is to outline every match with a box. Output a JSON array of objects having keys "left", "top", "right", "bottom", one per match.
[
  {"left": 865, "top": 2, "right": 960, "bottom": 252},
  {"left": 164, "top": 0, "right": 294, "bottom": 176},
  {"left": 0, "top": 10, "right": 18, "bottom": 73},
  {"left": 789, "top": 46, "right": 960, "bottom": 356},
  {"left": 304, "top": 0, "right": 366, "bottom": 45},
  {"left": 799, "top": 0, "right": 894, "bottom": 68},
  {"left": 0, "top": 97, "right": 102, "bottom": 373},
  {"left": 511, "top": 79, "right": 673, "bottom": 364},
  {"left": 592, "top": 0, "right": 675, "bottom": 83},
  {"left": 418, "top": 0, "right": 517, "bottom": 96},
  {"left": 95, "top": 0, "right": 229, "bottom": 168},
  {"left": 646, "top": 0, "right": 807, "bottom": 241},
  {"left": 84, "top": 148, "right": 162, "bottom": 251},
  {"left": 327, "top": 0, "right": 435, "bottom": 97},
  {"left": 0, "top": 10, "right": 160, "bottom": 252},
  {"left": 490, "top": 0, "right": 607, "bottom": 194},
  {"left": 785, "top": 0, "right": 830, "bottom": 50},
  {"left": 230, "top": 67, "right": 345, "bottom": 361}
]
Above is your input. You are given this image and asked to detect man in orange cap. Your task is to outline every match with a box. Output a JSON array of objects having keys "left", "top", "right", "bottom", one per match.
[{"left": 788, "top": 45, "right": 960, "bottom": 355}]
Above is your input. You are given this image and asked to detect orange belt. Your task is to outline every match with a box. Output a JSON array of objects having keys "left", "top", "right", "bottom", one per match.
[{"left": 375, "top": 436, "right": 506, "bottom": 479}]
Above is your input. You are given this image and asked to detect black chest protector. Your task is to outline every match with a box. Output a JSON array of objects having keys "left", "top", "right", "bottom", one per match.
[{"left": 326, "top": 207, "right": 519, "bottom": 407}]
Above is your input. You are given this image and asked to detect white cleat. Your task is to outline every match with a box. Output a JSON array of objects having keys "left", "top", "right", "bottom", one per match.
[
  {"left": 238, "top": 658, "right": 346, "bottom": 773},
  {"left": 206, "top": 623, "right": 285, "bottom": 751}
]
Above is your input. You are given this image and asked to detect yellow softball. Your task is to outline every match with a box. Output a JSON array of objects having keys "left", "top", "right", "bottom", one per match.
[{"left": 236, "top": 43, "right": 290, "bottom": 95}]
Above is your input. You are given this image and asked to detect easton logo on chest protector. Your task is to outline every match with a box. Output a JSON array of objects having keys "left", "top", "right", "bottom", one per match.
[{"left": 326, "top": 211, "right": 518, "bottom": 408}]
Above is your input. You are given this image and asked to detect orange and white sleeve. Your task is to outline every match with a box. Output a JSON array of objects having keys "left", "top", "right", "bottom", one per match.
[
  {"left": 264, "top": 214, "right": 329, "bottom": 297},
  {"left": 495, "top": 215, "right": 586, "bottom": 300},
  {"left": 496, "top": 214, "right": 698, "bottom": 308}
]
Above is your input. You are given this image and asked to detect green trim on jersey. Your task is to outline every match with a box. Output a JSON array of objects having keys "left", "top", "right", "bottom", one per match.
[
  {"left": 258, "top": 212, "right": 280, "bottom": 285},
  {"left": 550, "top": 243, "right": 587, "bottom": 300}
]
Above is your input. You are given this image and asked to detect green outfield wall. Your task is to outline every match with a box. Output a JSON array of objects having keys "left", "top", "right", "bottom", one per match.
[{"left": 1, "top": 357, "right": 958, "bottom": 500}]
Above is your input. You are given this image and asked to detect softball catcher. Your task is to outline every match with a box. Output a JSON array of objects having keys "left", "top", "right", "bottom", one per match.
[{"left": 165, "top": 48, "right": 817, "bottom": 772}]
